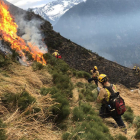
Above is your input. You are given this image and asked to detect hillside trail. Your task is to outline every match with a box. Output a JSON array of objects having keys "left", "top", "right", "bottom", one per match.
[{"left": 71, "top": 77, "right": 140, "bottom": 140}]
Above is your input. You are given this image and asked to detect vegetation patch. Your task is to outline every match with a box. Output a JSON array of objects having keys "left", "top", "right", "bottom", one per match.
[
  {"left": 0, "top": 119, "right": 7, "bottom": 140},
  {"left": 2, "top": 91, "right": 36, "bottom": 112},
  {"left": 135, "top": 129, "right": 140, "bottom": 139},
  {"left": 123, "top": 106, "right": 134, "bottom": 123},
  {"left": 134, "top": 116, "right": 140, "bottom": 129},
  {"left": 115, "top": 134, "right": 127, "bottom": 140},
  {"left": 64, "top": 102, "right": 112, "bottom": 140},
  {"left": 32, "top": 62, "right": 44, "bottom": 71}
]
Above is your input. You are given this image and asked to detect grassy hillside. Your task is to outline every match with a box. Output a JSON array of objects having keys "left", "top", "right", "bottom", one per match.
[{"left": 0, "top": 52, "right": 140, "bottom": 140}]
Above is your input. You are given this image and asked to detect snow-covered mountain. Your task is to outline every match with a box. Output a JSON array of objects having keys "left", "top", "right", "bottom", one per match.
[{"left": 30, "top": 0, "right": 85, "bottom": 25}]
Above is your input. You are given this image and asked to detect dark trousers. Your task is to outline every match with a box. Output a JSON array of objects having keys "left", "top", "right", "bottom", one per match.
[
  {"left": 88, "top": 77, "right": 98, "bottom": 86},
  {"left": 99, "top": 105, "right": 125, "bottom": 127}
]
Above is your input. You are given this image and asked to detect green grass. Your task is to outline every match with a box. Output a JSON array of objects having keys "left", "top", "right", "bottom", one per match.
[
  {"left": 115, "top": 134, "right": 127, "bottom": 140},
  {"left": 3, "top": 91, "right": 36, "bottom": 112},
  {"left": 135, "top": 129, "right": 140, "bottom": 139},
  {"left": 133, "top": 116, "right": 140, "bottom": 129},
  {"left": 32, "top": 62, "right": 44, "bottom": 71},
  {"left": 0, "top": 119, "right": 7, "bottom": 140},
  {"left": 63, "top": 102, "right": 112, "bottom": 140}
]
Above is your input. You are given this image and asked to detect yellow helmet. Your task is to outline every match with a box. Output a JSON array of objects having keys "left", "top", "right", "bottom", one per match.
[
  {"left": 94, "top": 66, "right": 97, "bottom": 70},
  {"left": 137, "top": 67, "right": 140, "bottom": 69},
  {"left": 55, "top": 50, "right": 58, "bottom": 52},
  {"left": 98, "top": 74, "right": 108, "bottom": 84}
]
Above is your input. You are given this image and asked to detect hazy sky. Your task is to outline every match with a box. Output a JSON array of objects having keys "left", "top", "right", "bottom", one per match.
[{"left": 6, "top": 0, "right": 53, "bottom": 9}]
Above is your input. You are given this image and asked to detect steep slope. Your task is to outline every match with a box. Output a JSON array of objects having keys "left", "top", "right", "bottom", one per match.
[
  {"left": 54, "top": 0, "right": 140, "bottom": 66},
  {"left": 2, "top": 0, "right": 140, "bottom": 87},
  {"left": 30, "top": 0, "right": 85, "bottom": 25}
]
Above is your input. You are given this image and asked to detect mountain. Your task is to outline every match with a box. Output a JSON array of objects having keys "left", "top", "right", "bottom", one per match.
[
  {"left": 54, "top": 0, "right": 140, "bottom": 66},
  {"left": 30, "top": 0, "right": 85, "bottom": 25},
  {"left": 1, "top": 0, "right": 140, "bottom": 87},
  {"left": 1, "top": 1, "right": 140, "bottom": 139}
]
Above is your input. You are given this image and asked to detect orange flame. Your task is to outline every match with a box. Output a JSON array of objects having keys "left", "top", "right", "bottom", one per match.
[{"left": 0, "top": 1, "right": 46, "bottom": 65}]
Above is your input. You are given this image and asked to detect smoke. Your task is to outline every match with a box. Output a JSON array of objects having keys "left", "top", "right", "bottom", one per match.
[
  {"left": 14, "top": 14, "right": 48, "bottom": 53},
  {"left": 0, "top": 40, "right": 12, "bottom": 54}
]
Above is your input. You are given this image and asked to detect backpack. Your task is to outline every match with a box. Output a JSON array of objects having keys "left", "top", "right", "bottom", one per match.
[{"left": 104, "top": 84, "right": 126, "bottom": 116}]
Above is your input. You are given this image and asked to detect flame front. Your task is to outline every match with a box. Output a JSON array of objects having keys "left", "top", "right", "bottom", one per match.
[{"left": 0, "top": 1, "right": 46, "bottom": 65}]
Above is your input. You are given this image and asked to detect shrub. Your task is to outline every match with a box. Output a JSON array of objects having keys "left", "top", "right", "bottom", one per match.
[
  {"left": 52, "top": 72, "right": 72, "bottom": 90},
  {"left": 134, "top": 116, "right": 140, "bottom": 129},
  {"left": 17, "top": 91, "right": 36, "bottom": 111},
  {"left": 62, "top": 132, "right": 70, "bottom": 140},
  {"left": 79, "top": 93, "right": 84, "bottom": 100},
  {"left": 76, "top": 71, "right": 90, "bottom": 79},
  {"left": 76, "top": 82, "right": 84, "bottom": 88},
  {"left": 135, "top": 129, "right": 140, "bottom": 139},
  {"left": 0, "top": 119, "right": 7, "bottom": 140},
  {"left": 126, "top": 106, "right": 133, "bottom": 113},
  {"left": 43, "top": 53, "right": 57, "bottom": 66},
  {"left": 76, "top": 71, "right": 84, "bottom": 78},
  {"left": 73, "top": 107, "right": 84, "bottom": 121},
  {"left": 3, "top": 91, "right": 36, "bottom": 112},
  {"left": 123, "top": 112, "right": 134, "bottom": 123},
  {"left": 32, "top": 62, "right": 44, "bottom": 71},
  {"left": 115, "top": 134, "right": 127, "bottom": 140},
  {"left": 80, "top": 102, "right": 92, "bottom": 114},
  {"left": 40, "top": 87, "right": 59, "bottom": 96},
  {"left": 52, "top": 93, "right": 70, "bottom": 123}
]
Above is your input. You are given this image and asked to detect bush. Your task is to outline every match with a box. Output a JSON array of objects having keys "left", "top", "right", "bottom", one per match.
[
  {"left": 40, "top": 87, "right": 59, "bottom": 96},
  {"left": 3, "top": 91, "right": 36, "bottom": 112},
  {"left": 62, "top": 132, "right": 70, "bottom": 140},
  {"left": 0, "top": 119, "right": 7, "bottom": 140},
  {"left": 43, "top": 53, "right": 57, "bottom": 66},
  {"left": 135, "top": 129, "right": 140, "bottom": 139},
  {"left": 76, "top": 82, "right": 84, "bottom": 88},
  {"left": 73, "top": 107, "right": 85, "bottom": 121},
  {"left": 52, "top": 72, "right": 72, "bottom": 90},
  {"left": 126, "top": 106, "right": 133, "bottom": 113},
  {"left": 80, "top": 102, "right": 92, "bottom": 114},
  {"left": 32, "top": 62, "right": 44, "bottom": 71},
  {"left": 52, "top": 93, "right": 70, "bottom": 123},
  {"left": 76, "top": 71, "right": 90, "bottom": 79},
  {"left": 115, "top": 134, "right": 127, "bottom": 140},
  {"left": 134, "top": 116, "right": 140, "bottom": 129},
  {"left": 123, "top": 112, "right": 134, "bottom": 123},
  {"left": 79, "top": 93, "right": 84, "bottom": 100}
]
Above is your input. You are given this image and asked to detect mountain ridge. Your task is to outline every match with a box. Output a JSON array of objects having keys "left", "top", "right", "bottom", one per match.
[{"left": 30, "top": 0, "right": 85, "bottom": 25}]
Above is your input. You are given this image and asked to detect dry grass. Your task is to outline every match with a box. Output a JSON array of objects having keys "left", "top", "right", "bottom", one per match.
[
  {"left": 3, "top": 94, "right": 62, "bottom": 140},
  {"left": 0, "top": 63, "right": 62, "bottom": 140}
]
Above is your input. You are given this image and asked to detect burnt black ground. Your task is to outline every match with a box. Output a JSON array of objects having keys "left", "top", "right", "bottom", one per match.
[{"left": 5, "top": 1, "right": 140, "bottom": 88}]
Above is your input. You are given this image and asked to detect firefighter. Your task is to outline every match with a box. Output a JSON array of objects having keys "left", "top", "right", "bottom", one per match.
[
  {"left": 97, "top": 74, "right": 127, "bottom": 133},
  {"left": 52, "top": 50, "right": 62, "bottom": 59},
  {"left": 88, "top": 66, "right": 99, "bottom": 86}
]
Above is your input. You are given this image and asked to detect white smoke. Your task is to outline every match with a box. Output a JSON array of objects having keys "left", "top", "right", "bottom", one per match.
[{"left": 14, "top": 14, "right": 48, "bottom": 53}]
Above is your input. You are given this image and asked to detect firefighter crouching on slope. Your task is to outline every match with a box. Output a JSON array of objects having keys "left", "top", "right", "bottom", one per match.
[
  {"left": 97, "top": 74, "right": 127, "bottom": 133},
  {"left": 88, "top": 66, "right": 99, "bottom": 86},
  {"left": 52, "top": 50, "right": 62, "bottom": 59},
  {"left": 133, "top": 66, "right": 137, "bottom": 72}
]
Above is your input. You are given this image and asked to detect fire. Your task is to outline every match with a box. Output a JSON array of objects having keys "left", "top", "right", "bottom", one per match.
[{"left": 0, "top": 1, "right": 46, "bottom": 65}]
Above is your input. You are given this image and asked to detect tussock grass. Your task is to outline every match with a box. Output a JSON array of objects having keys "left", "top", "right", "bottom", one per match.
[
  {"left": 115, "top": 134, "right": 127, "bottom": 140},
  {"left": 123, "top": 106, "right": 134, "bottom": 123},
  {"left": 64, "top": 102, "right": 112, "bottom": 140},
  {"left": 135, "top": 129, "right": 140, "bottom": 139}
]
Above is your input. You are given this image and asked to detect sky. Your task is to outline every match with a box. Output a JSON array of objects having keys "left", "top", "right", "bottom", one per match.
[{"left": 6, "top": 0, "right": 53, "bottom": 9}]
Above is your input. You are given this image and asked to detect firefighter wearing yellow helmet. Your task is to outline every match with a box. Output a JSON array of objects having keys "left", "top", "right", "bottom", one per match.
[
  {"left": 133, "top": 66, "right": 136, "bottom": 72},
  {"left": 52, "top": 50, "right": 62, "bottom": 59},
  {"left": 137, "top": 67, "right": 140, "bottom": 73},
  {"left": 88, "top": 66, "right": 99, "bottom": 86},
  {"left": 97, "top": 74, "right": 126, "bottom": 133}
]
